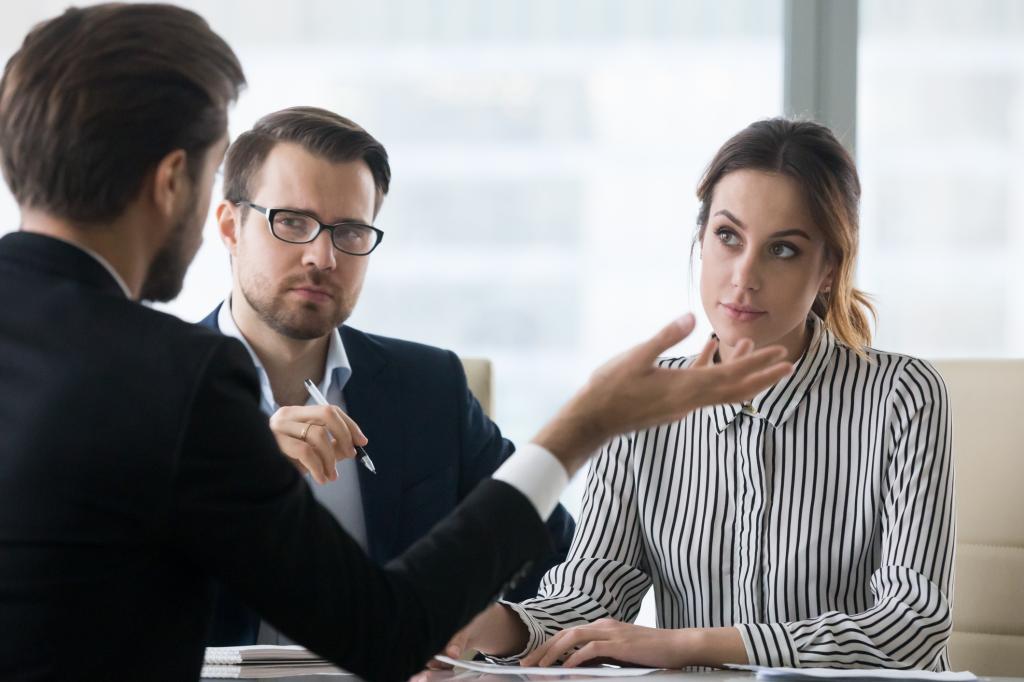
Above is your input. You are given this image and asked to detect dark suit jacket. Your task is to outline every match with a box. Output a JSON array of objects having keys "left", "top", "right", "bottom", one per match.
[
  {"left": 0, "top": 232, "right": 552, "bottom": 682},
  {"left": 198, "top": 305, "right": 575, "bottom": 645}
]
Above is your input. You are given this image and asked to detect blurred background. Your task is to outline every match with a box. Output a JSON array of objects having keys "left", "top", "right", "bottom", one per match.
[{"left": 2, "top": 1, "right": 1023, "bottom": 533}]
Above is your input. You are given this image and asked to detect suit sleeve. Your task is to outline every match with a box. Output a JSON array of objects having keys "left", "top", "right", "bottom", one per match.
[
  {"left": 165, "top": 340, "right": 554, "bottom": 682},
  {"left": 447, "top": 350, "right": 576, "bottom": 601}
]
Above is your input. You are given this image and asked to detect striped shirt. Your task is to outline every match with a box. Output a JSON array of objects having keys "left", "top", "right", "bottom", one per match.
[{"left": 504, "top": 315, "right": 955, "bottom": 670}]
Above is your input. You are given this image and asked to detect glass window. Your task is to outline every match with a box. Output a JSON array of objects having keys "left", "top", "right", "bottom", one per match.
[{"left": 858, "top": 0, "right": 1024, "bottom": 358}]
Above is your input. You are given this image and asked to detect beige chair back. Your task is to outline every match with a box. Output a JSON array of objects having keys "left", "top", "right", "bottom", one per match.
[
  {"left": 459, "top": 357, "right": 493, "bottom": 418},
  {"left": 932, "top": 360, "right": 1024, "bottom": 676}
]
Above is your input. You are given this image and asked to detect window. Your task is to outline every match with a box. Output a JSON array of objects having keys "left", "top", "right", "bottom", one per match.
[{"left": 858, "top": 0, "right": 1024, "bottom": 358}]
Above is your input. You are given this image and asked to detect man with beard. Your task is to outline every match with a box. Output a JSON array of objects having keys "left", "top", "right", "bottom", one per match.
[
  {"left": 0, "top": 4, "right": 793, "bottom": 680},
  {"left": 200, "top": 107, "right": 576, "bottom": 646}
]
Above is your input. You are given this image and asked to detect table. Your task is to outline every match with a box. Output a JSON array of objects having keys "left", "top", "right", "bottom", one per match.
[{"left": 201, "top": 669, "right": 1024, "bottom": 682}]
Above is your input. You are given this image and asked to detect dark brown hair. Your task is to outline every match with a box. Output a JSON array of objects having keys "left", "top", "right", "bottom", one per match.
[
  {"left": 696, "top": 118, "right": 875, "bottom": 352},
  {"left": 223, "top": 106, "right": 391, "bottom": 216},
  {"left": 0, "top": 3, "right": 245, "bottom": 223}
]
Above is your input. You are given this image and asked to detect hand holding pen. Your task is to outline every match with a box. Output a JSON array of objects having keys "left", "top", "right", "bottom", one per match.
[
  {"left": 267, "top": 385, "right": 376, "bottom": 483},
  {"left": 304, "top": 379, "right": 377, "bottom": 474}
]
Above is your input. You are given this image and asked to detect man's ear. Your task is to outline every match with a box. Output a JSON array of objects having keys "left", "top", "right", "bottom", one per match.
[
  {"left": 216, "top": 200, "right": 240, "bottom": 255},
  {"left": 150, "top": 149, "right": 189, "bottom": 222}
]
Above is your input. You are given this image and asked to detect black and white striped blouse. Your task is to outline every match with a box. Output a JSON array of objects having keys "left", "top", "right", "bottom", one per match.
[{"left": 504, "top": 315, "right": 955, "bottom": 670}]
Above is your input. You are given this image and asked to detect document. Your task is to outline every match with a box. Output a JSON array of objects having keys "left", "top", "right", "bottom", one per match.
[
  {"left": 724, "top": 664, "right": 977, "bottom": 681},
  {"left": 433, "top": 655, "right": 662, "bottom": 677}
]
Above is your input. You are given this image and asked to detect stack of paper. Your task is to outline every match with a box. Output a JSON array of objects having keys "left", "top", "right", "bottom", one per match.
[
  {"left": 201, "top": 645, "right": 350, "bottom": 679},
  {"left": 724, "top": 664, "right": 977, "bottom": 682}
]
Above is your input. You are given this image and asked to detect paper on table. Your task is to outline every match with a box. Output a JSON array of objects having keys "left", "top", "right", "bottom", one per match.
[
  {"left": 434, "top": 656, "right": 662, "bottom": 677},
  {"left": 724, "top": 664, "right": 976, "bottom": 681}
]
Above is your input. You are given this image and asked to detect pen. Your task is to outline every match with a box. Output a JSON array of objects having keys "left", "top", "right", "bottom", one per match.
[{"left": 303, "top": 378, "right": 377, "bottom": 475}]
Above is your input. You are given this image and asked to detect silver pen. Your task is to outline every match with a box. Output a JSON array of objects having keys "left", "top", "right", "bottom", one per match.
[{"left": 303, "top": 378, "right": 377, "bottom": 474}]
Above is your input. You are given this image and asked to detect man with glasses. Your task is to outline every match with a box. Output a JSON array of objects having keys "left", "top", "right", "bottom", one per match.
[{"left": 200, "top": 107, "right": 576, "bottom": 646}]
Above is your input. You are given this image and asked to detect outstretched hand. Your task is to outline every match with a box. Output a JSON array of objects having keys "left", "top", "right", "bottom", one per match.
[{"left": 534, "top": 313, "right": 792, "bottom": 475}]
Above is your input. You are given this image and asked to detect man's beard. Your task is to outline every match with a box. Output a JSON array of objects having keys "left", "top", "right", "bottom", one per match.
[
  {"left": 241, "top": 269, "right": 353, "bottom": 341},
  {"left": 139, "top": 208, "right": 202, "bottom": 303}
]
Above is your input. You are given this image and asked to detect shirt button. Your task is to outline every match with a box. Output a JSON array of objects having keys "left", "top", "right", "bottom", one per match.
[{"left": 742, "top": 402, "right": 758, "bottom": 416}]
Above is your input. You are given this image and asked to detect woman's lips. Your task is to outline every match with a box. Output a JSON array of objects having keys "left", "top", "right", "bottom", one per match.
[{"left": 720, "top": 302, "right": 766, "bottom": 322}]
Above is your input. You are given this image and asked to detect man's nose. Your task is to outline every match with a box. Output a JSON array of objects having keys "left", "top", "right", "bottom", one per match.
[{"left": 302, "top": 230, "right": 336, "bottom": 270}]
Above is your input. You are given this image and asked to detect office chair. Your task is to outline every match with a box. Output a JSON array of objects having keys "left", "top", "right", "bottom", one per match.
[{"left": 933, "top": 360, "right": 1024, "bottom": 675}]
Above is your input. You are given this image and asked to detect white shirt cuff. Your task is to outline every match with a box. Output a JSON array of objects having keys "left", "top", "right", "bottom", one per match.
[{"left": 492, "top": 442, "right": 569, "bottom": 520}]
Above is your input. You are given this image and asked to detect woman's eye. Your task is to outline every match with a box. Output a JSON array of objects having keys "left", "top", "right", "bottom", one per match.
[
  {"left": 715, "top": 228, "right": 740, "bottom": 246},
  {"left": 769, "top": 242, "right": 798, "bottom": 259}
]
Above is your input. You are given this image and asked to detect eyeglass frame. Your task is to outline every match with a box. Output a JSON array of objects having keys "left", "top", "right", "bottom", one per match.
[{"left": 235, "top": 201, "right": 384, "bottom": 256}]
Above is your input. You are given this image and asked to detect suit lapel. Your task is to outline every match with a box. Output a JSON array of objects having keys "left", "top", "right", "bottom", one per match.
[{"left": 340, "top": 326, "right": 404, "bottom": 564}]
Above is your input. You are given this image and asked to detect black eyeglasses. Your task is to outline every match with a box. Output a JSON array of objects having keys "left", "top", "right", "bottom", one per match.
[{"left": 237, "top": 201, "right": 384, "bottom": 256}]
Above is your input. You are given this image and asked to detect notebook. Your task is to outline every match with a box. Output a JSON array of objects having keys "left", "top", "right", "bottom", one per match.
[
  {"left": 201, "top": 645, "right": 350, "bottom": 678},
  {"left": 201, "top": 661, "right": 347, "bottom": 679}
]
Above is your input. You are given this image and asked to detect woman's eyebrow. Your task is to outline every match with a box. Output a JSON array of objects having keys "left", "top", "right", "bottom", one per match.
[
  {"left": 771, "top": 228, "right": 812, "bottom": 240},
  {"left": 714, "top": 209, "right": 745, "bottom": 228},
  {"left": 714, "top": 210, "right": 812, "bottom": 240}
]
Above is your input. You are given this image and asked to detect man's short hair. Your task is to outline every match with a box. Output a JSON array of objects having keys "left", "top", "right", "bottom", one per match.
[
  {"left": 0, "top": 3, "right": 245, "bottom": 224},
  {"left": 224, "top": 107, "right": 391, "bottom": 216}
]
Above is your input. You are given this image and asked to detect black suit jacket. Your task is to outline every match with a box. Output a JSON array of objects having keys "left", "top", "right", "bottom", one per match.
[
  {"left": 199, "top": 306, "right": 575, "bottom": 645},
  {"left": 0, "top": 232, "right": 552, "bottom": 682}
]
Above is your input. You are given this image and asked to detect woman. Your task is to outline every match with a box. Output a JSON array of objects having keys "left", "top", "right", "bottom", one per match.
[{"left": 439, "top": 119, "right": 954, "bottom": 671}]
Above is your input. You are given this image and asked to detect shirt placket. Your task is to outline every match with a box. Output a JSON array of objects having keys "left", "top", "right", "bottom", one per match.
[{"left": 734, "top": 412, "right": 767, "bottom": 624}]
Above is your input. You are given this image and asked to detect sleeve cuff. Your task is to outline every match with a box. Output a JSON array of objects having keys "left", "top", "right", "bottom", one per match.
[
  {"left": 491, "top": 442, "right": 569, "bottom": 520},
  {"left": 737, "top": 622, "right": 799, "bottom": 667}
]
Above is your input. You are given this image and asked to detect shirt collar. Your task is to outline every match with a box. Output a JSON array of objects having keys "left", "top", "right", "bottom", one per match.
[
  {"left": 708, "top": 315, "right": 836, "bottom": 433},
  {"left": 216, "top": 296, "right": 352, "bottom": 413}
]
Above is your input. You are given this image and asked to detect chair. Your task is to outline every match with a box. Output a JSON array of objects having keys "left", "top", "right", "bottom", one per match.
[
  {"left": 459, "top": 357, "right": 493, "bottom": 418},
  {"left": 932, "top": 360, "right": 1024, "bottom": 676}
]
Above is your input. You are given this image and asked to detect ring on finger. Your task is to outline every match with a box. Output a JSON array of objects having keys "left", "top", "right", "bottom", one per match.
[{"left": 299, "top": 422, "right": 316, "bottom": 442}]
